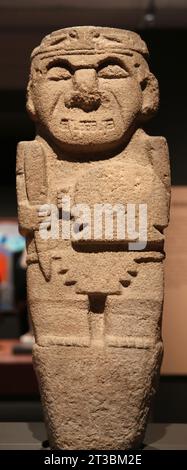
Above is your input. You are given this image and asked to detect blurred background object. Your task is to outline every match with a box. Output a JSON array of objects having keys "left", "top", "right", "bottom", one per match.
[
  {"left": 0, "top": 0, "right": 187, "bottom": 424},
  {"left": 0, "top": 220, "right": 25, "bottom": 313}
]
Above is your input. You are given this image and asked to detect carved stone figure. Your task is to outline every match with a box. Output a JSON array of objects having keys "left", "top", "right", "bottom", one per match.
[{"left": 16, "top": 27, "right": 170, "bottom": 449}]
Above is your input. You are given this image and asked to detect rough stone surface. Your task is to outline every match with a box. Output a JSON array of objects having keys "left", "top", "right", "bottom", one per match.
[{"left": 16, "top": 26, "right": 170, "bottom": 449}]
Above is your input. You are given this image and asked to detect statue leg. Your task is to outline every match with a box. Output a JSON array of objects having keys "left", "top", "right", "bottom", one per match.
[{"left": 27, "top": 260, "right": 90, "bottom": 345}]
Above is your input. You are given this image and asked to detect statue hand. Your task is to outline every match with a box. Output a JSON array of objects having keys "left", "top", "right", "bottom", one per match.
[{"left": 18, "top": 201, "right": 51, "bottom": 235}]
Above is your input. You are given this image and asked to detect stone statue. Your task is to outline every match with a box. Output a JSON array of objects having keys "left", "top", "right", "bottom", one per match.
[{"left": 16, "top": 27, "right": 170, "bottom": 449}]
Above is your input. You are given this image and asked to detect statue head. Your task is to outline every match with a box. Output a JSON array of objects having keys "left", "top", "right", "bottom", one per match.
[{"left": 27, "top": 26, "right": 159, "bottom": 155}]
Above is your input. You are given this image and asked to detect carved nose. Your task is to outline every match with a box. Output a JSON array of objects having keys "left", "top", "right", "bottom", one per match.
[
  {"left": 73, "top": 69, "right": 97, "bottom": 94},
  {"left": 64, "top": 68, "right": 101, "bottom": 112}
]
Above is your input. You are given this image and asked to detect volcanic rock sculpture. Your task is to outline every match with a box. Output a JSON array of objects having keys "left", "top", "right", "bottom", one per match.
[{"left": 16, "top": 26, "right": 170, "bottom": 449}]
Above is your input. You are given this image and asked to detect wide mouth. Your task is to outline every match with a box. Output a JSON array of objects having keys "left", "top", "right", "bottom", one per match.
[{"left": 60, "top": 117, "right": 116, "bottom": 134}]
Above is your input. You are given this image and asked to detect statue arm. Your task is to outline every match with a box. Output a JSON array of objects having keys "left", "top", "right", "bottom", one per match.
[
  {"left": 148, "top": 136, "right": 171, "bottom": 237},
  {"left": 149, "top": 136, "right": 171, "bottom": 198},
  {"left": 16, "top": 141, "right": 41, "bottom": 236}
]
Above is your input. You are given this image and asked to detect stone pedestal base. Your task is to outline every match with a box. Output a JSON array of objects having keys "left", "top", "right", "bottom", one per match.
[{"left": 33, "top": 343, "right": 162, "bottom": 449}]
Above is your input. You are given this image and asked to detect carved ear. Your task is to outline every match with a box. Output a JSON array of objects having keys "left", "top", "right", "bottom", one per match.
[
  {"left": 140, "top": 72, "right": 159, "bottom": 121},
  {"left": 26, "top": 81, "right": 37, "bottom": 122}
]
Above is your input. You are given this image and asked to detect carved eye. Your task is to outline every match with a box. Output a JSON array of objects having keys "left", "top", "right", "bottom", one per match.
[
  {"left": 47, "top": 67, "right": 72, "bottom": 81},
  {"left": 98, "top": 65, "right": 129, "bottom": 79}
]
